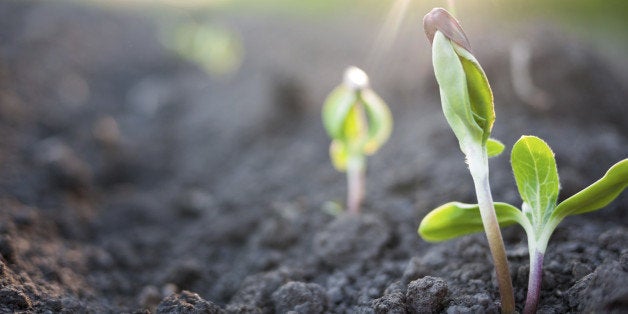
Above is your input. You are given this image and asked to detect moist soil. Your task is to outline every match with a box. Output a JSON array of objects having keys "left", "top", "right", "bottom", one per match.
[{"left": 0, "top": 2, "right": 627, "bottom": 313}]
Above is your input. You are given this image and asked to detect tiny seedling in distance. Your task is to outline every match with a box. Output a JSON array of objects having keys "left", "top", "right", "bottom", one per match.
[{"left": 322, "top": 66, "right": 392, "bottom": 214}]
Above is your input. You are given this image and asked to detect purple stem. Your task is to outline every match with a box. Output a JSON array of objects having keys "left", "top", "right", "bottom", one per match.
[{"left": 524, "top": 250, "right": 544, "bottom": 314}]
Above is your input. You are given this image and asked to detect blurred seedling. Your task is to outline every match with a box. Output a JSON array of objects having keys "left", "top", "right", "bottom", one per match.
[
  {"left": 322, "top": 66, "right": 392, "bottom": 214},
  {"left": 419, "top": 136, "right": 627, "bottom": 314},
  {"left": 161, "top": 21, "right": 243, "bottom": 77},
  {"left": 422, "top": 8, "right": 514, "bottom": 312}
]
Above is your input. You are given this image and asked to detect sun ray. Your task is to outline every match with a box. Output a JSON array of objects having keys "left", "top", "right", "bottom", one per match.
[{"left": 366, "top": 0, "right": 411, "bottom": 72}]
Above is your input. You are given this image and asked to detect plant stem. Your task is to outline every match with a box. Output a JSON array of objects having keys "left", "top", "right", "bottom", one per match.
[
  {"left": 347, "top": 156, "right": 365, "bottom": 214},
  {"left": 468, "top": 148, "right": 515, "bottom": 314},
  {"left": 524, "top": 249, "right": 544, "bottom": 314}
]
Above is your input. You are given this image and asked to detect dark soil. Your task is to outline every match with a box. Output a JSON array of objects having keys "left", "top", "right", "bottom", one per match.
[{"left": 0, "top": 2, "right": 626, "bottom": 313}]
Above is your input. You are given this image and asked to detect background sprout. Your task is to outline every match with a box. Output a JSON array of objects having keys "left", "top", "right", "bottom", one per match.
[
  {"left": 322, "top": 66, "right": 392, "bottom": 214},
  {"left": 423, "top": 8, "right": 515, "bottom": 312},
  {"left": 161, "top": 22, "right": 243, "bottom": 77},
  {"left": 419, "top": 136, "right": 628, "bottom": 314}
]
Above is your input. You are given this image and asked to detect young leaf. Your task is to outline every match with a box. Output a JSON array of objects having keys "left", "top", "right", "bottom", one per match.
[
  {"left": 487, "top": 138, "right": 505, "bottom": 157},
  {"left": 511, "top": 136, "right": 559, "bottom": 225},
  {"left": 552, "top": 159, "right": 628, "bottom": 220},
  {"left": 418, "top": 202, "right": 525, "bottom": 242},
  {"left": 361, "top": 89, "right": 393, "bottom": 155},
  {"left": 453, "top": 45, "right": 495, "bottom": 144},
  {"left": 341, "top": 102, "right": 368, "bottom": 149},
  {"left": 323, "top": 86, "right": 356, "bottom": 141},
  {"left": 432, "top": 31, "right": 483, "bottom": 151},
  {"left": 329, "top": 140, "right": 349, "bottom": 172}
]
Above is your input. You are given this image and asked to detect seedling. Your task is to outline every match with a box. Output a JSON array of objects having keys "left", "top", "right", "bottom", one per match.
[
  {"left": 423, "top": 8, "right": 515, "bottom": 312},
  {"left": 419, "top": 136, "right": 628, "bottom": 313},
  {"left": 322, "top": 66, "right": 392, "bottom": 214}
]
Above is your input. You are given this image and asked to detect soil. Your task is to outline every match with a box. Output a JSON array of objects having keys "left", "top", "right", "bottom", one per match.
[{"left": 0, "top": 2, "right": 626, "bottom": 313}]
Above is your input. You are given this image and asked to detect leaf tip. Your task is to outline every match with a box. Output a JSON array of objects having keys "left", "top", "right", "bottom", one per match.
[
  {"left": 423, "top": 7, "right": 471, "bottom": 52},
  {"left": 343, "top": 66, "right": 369, "bottom": 91},
  {"left": 487, "top": 138, "right": 505, "bottom": 157}
]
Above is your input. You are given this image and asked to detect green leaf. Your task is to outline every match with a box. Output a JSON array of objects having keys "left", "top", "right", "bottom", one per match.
[
  {"left": 432, "top": 31, "right": 483, "bottom": 152},
  {"left": 322, "top": 86, "right": 356, "bottom": 141},
  {"left": 552, "top": 159, "right": 628, "bottom": 220},
  {"left": 329, "top": 140, "right": 349, "bottom": 172},
  {"left": 341, "top": 101, "right": 368, "bottom": 149},
  {"left": 511, "top": 136, "right": 559, "bottom": 225},
  {"left": 418, "top": 202, "right": 525, "bottom": 242},
  {"left": 361, "top": 89, "right": 392, "bottom": 155},
  {"left": 453, "top": 44, "right": 495, "bottom": 144},
  {"left": 487, "top": 138, "right": 505, "bottom": 157}
]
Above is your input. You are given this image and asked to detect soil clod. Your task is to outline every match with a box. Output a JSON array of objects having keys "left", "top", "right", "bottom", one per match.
[
  {"left": 405, "top": 276, "right": 449, "bottom": 314},
  {"left": 271, "top": 281, "right": 328, "bottom": 314}
]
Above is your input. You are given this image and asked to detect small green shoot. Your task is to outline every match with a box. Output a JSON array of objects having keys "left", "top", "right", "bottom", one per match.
[
  {"left": 487, "top": 138, "right": 506, "bottom": 157},
  {"left": 161, "top": 22, "right": 243, "bottom": 77},
  {"left": 419, "top": 135, "right": 628, "bottom": 314},
  {"left": 423, "top": 8, "right": 515, "bottom": 312},
  {"left": 322, "top": 66, "right": 392, "bottom": 214}
]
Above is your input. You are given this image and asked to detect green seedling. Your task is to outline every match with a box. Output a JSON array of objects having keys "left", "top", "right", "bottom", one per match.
[
  {"left": 161, "top": 22, "right": 243, "bottom": 77},
  {"left": 423, "top": 8, "right": 515, "bottom": 312},
  {"left": 419, "top": 136, "right": 628, "bottom": 314},
  {"left": 322, "top": 66, "right": 392, "bottom": 214}
]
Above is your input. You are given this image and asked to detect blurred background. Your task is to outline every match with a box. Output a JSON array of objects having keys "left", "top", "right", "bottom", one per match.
[{"left": 4, "top": 0, "right": 619, "bottom": 201}]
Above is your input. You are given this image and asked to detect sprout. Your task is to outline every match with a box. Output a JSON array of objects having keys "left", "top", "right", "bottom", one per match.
[
  {"left": 322, "top": 66, "right": 392, "bottom": 214},
  {"left": 419, "top": 136, "right": 628, "bottom": 314},
  {"left": 422, "top": 8, "right": 515, "bottom": 312}
]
